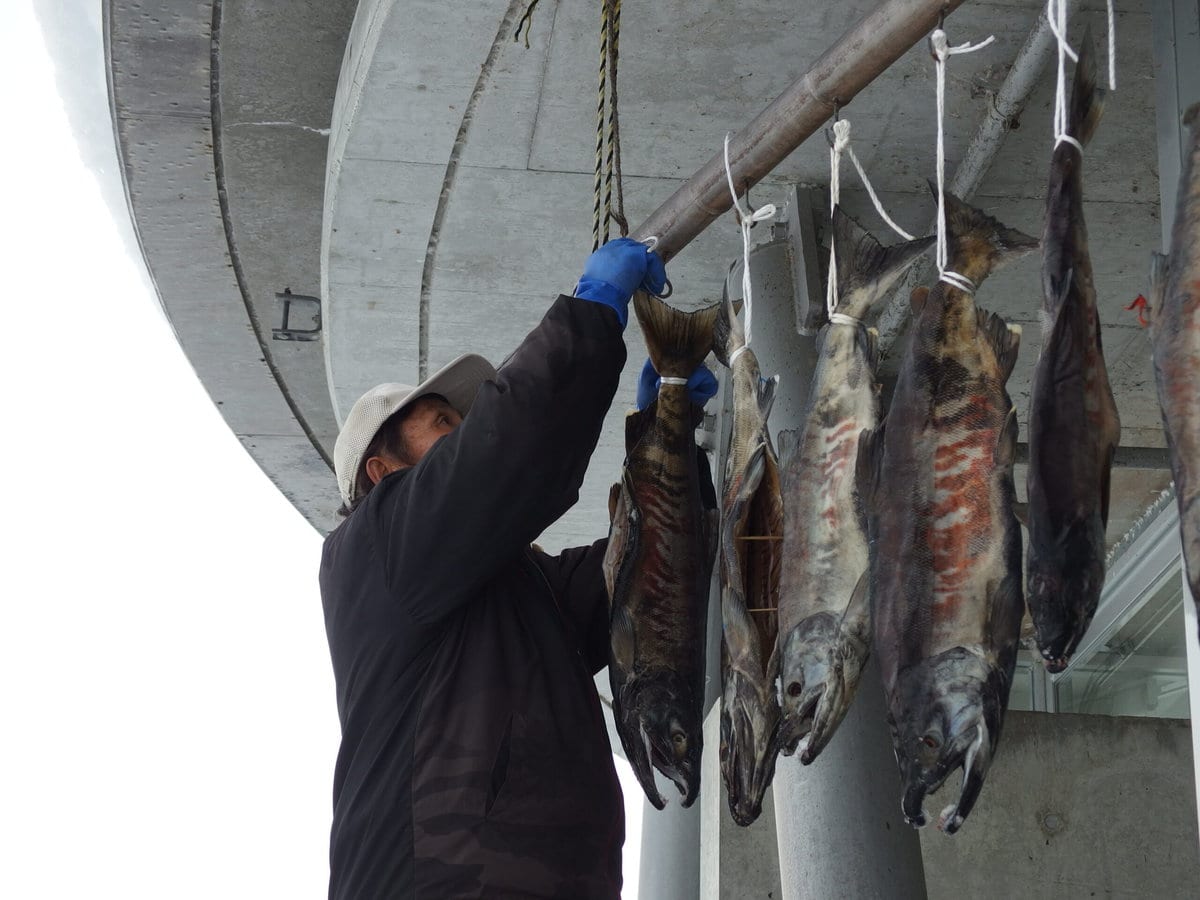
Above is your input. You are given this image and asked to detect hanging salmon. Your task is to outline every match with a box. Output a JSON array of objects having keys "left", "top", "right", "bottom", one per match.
[
  {"left": 776, "top": 208, "right": 933, "bottom": 765},
  {"left": 1149, "top": 101, "right": 1200, "bottom": 635},
  {"left": 604, "top": 292, "right": 720, "bottom": 809},
  {"left": 857, "top": 190, "right": 1035, "bottom": 834},
  {"left": 1027, "top": 32, "right": 1121, "bottom": 672},
  {"left": 711, "top": 288, "right": 784, "bottom": 826}
]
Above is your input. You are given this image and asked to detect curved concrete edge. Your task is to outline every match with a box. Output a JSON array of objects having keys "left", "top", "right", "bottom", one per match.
[
  {"left": 107, "top": 0, "right": 340, "bottom": 534},
  {"left": 321, "top": 0, "right": 400, "bottom": 427}
]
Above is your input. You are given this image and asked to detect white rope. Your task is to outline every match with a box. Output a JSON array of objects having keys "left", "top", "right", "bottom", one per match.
[
  {"left": 825, "top": 118, "right": 916, "bottom": 319},
  {"left": 660, "top": 376, "right": 688, "bottom": 386},
  {"left": 829, "top": 311, "right": 862, "bottom": 328},
  {"left": 1048, "top": 0, "right": 1117, "bottom": 149},
  {"left": 931, "top": 27, "right": 994, "bottom": 295},
  {"left": 826, "top": 120, "right": 850, "bottom": 318},
  {"left": 723, "top": 133, "right": 776, "bottom": 350},
  {"left": 729, "top": 345, "right": 749, "bottom": 366},
  {"left": 1107, "top": 0, "right": 1116, "bottom": 91}
]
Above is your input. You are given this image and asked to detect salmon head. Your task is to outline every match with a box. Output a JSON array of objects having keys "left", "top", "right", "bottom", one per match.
[
  {"left": 1027, "top": 521, "right": 1106, "bottom": 672},
  {"left": 778, "top": 574, "right": 871, "bottom": 765},
  {"left": 889, "top": 646, "right": 1007, "bottom": 835},
  {"left": 616, "top": 673, "right": 703, "bottom": 809},
  {"left": 719, "top": 648, "right": 782, "bottom": 826},
  {"left": 778, "top": 612, "right": 869, "bottom": 765}
]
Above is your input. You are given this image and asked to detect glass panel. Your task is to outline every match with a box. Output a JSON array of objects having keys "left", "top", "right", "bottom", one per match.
[{"left": 1051, "top": 565, "right": 1190, "bottom": 719}]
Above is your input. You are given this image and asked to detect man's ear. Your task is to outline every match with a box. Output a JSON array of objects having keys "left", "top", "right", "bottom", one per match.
[{"left": 365, "top": 455, "right": 406, "bottom": 486}]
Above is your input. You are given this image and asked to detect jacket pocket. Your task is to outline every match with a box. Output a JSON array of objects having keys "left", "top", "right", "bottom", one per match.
[{"left": 484, "top": 713, "right": 513, "bottom": 816}]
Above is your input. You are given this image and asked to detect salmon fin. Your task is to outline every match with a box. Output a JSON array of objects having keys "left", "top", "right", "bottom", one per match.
[
  {"left": 931, "top": 184, "right": 1039, "bottom": 265},
  {"left": 1068, "top": 28, "right": 1106, "bottom": 148},
  {"left": 776, "top": 428, "right": 799, "bottom": 468},
  {"left": 1148, "top": 253, "right": 1170, "bottom": 334},
  {"left": 758, "top": 374, "right": 779, "bottom": 423},
  {"left": 859, "top": 326, "right": 880, "bottom": 372},
  {"left": 713, "top": 287, "right": 743, "bottom": 368},
  {"left": 840, "top": 569, "right": 871, "bottom": 630},
  {"left": 1012, "top": 501, "right": 1029, "bottom": 529},
  {"left": 854, "top": 425, "right": 885, "bottom": 527},
  {"left": 607, "top": 482, "right": 621, "bottom": 521},
  {"left": 634, "top": 293, "right": 722, "bottom": 378},
  {"left": 994, "top": 407, "right": 1019, "bottom": 469},
  {"left": 832, "top": 206, "right": 935, "bottom": 321},
  {"left": 978, "top": 307, "right": 1022, "bottom": 382},
  {"left": 625, "top": 405, "right": 656, "bottom": 450},
  {"left": 909, "top": 285, "right": 931, "bottom": 316},
  {"left": 611, "top": 603, "right": 637, "bottom": 673}
]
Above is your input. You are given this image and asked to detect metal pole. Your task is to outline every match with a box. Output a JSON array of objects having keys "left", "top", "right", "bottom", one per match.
[
  {"left": 731, "top": 218, "right": 927, "bottom": 899},
  {"left": 876, "top": 2, "right": 1075, "bottom": 350},
  {"left": 632, "top": 0, "right": 968, "bottom": 261}
]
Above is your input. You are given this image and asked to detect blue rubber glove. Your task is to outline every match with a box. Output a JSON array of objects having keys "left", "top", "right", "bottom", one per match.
[
  {"left": 636, "top": 358, "right": 719, "bottom": 410},
  {"left": 574, "top": 237, "right": 668, "bottom": 328}
]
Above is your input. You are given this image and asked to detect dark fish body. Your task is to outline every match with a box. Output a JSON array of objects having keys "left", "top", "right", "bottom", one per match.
[
  {"left": 712, "top": 290, "right": 784, "bottom": 826},
  {"left": 857, "top": 190, "right": 1034, "bottom": 834},
  {"left": 1149, "top": 102, "right": 1200, "bottom": 631},
  {"left": 604, "top": 292, "right": 720, "bottom": 809},
  {"left": 1027, "top": 32, "right": 1120, "bottom": 673},
  {"left": 777, "top": 208, "right": 933, "bottom": 765}
]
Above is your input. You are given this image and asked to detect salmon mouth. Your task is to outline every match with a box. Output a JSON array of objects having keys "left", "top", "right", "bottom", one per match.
[{"left": 900, "top": 720, "right": 990, "bottom": 834}]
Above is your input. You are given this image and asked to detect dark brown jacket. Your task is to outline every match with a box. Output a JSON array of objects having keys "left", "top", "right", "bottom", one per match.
[{"left": 320, "top": 296, "right": 626, "bottom": 899}]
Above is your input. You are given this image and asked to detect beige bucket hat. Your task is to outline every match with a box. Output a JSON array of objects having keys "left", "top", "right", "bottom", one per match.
[{"left": 334, "top": 353, "right": 497, "bottom": 505}]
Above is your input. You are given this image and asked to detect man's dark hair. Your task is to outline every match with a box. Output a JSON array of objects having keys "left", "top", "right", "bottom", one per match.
[{"left": 336, "top": 393, "right": 449, "bottom": 518}]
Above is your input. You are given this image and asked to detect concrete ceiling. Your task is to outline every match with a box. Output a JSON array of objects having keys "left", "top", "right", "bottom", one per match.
[{"left": 108, "top": 0, "right": 1171, "bottom": 548}]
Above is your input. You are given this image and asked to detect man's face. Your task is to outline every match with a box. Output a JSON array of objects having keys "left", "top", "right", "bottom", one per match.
[{"left": 398, "top": 395, "right": 463, "bottom": 465}]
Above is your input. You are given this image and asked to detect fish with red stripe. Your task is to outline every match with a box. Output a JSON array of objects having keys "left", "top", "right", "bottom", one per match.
[
  {"left": 776, "top": 207, "right": 933, "bottom": 767},
  {"left": 856, "top": 188, "right": 1035, "bottom": 834},
  {"left": 604, "top": 291, "right": 720, "bottom": 808},
  {"left": 1148, "top": 101, "right": 1200, "bottom": 636}
]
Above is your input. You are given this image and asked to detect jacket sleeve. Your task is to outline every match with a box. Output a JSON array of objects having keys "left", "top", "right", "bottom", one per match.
[
  {"left": 372, "top": 295, "right": 626, "bottom": 625},
  {"left": 533, "top": 540, "right": 611, "bottom": 675}
]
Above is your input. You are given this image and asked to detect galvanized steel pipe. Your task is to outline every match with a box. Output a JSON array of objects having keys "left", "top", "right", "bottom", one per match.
[{"left": 632, "top": 0, "right": 969, "bottom": 261}]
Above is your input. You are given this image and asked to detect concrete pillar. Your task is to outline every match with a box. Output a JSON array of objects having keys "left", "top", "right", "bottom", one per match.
[
  {"left": 739, "top": 209, "right": 927, "bottom": 900},
  {"left": 638, "top": 787, "right": 701, "bottom": 899}
]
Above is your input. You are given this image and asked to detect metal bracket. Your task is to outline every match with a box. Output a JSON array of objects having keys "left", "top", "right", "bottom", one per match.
[
  {"left": 272, "top": 289, "right": 322, "bottom": 342},
  {"left": 781, "top": 185, "right": 828, "bottom": 336}
]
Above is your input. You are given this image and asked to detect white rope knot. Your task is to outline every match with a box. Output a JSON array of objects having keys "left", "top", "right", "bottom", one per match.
[
  {"left": 824, "top": 116, "right": 915, "bottom": 321},
  {"left": 828, "top": 311, "right": 863, "bottom": 328},
  {"left": 723, "top": 132, "right": 777, "bottom": 351},
  {"left": 729, "top": 345, "right": 749, "bottom": 366},
  {"left": 939, "top": 271, "right": 976, "bottom": 294},
  {"left": 1055, "top": 134, "right": 1084, "bottom": 153},
  {"left": 932, "top": 26, "right": 995, "bottom": 280},
  {"left": 659, "top": 376, "right": 688, "bottom": 387}
]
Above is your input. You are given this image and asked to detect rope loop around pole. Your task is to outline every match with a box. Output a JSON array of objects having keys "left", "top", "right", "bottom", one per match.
[
  {"left": 930, "top": 25, "right": 994, "bottom": 288},
  {"left": 723, "top": 132, "right": 776, "bottom": 351}
]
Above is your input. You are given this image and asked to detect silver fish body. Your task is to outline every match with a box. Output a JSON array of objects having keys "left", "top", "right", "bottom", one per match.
[
  {"left": 1150, "top": 102, "right": 1200, "bottom": 634},
  {"left": 713, "top": 289, "right": 784, "bottom": 827},
  {"left": 777, "top": 208, "right": 933, "bottom": 764},
  {"left": 858, "top": 189, "right": 1034, "bottom": 834}
]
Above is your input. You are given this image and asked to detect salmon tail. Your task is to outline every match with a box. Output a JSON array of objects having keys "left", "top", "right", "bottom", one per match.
[
  {"left": 1068, "top": 28, "right": 1106, "bottom": 148},
  {"left": 634, "top": 292, "right": 721, "bottom": 378},
  {"left": 831, "top": 206, "right": 935, "bottom": 321},
  {"left": 930, "top": 183, "right": 1039, "bottom": 272},
  {"left": 712, "top": 287, "right": 744, "bottom": 368},
  {"left": 1148, "top": 252, "right": 1170, "bottom": 334},
  {"left": 977, "top": 307, "right": 1022, "bottom": 382}
]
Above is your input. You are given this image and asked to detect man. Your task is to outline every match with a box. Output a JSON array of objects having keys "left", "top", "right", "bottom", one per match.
[{"left": 320, "top": 238, "right": 715, "bottom": 899}]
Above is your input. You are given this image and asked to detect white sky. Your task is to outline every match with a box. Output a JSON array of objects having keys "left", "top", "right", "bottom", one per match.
[{"left": 1, "top": 1, "right": 641, "bottom": 896}]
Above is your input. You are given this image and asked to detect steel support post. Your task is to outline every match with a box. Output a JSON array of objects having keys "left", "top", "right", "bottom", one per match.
[{"left": 744, "top": 201, "right": 927, "bottom": 900}]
